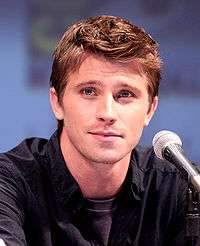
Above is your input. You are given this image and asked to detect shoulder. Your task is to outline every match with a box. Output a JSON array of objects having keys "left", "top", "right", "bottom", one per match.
[
  {"left": 0, "top": 136, "right": 49, "bottom": 180},
  {"left": 132, "top": 145, "right": 188, "bottom": 193},
  {"left": 133, "top": 145, "right": 179, "bottom": 173}
]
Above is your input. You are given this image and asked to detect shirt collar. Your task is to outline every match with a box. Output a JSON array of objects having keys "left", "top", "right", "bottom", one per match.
[
  {"left": 129, "top": 145, "right": 156, "bottom": 201},
  {"left": 45, "top": 130, "right": 81, "bottom": 206}
]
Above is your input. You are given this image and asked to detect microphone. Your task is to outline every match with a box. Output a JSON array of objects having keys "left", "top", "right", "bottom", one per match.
[
  {"left": 152, "top": 130, "right": 200, "bottom": 192},
  {"left": 0, "top": 239, "right": 6, "bottom": 245}
]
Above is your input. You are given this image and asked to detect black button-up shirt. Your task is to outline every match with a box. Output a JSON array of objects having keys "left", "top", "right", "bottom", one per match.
[{"left": 0, "top": 131, "right": 187, "bottom": 245}]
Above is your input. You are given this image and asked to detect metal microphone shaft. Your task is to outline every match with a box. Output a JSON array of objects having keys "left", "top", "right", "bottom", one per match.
[{"left": 163, "top": 143, "right": 200, "bottom": 192}]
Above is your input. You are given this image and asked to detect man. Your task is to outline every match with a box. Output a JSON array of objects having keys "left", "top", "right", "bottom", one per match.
[{"left": 0, "top": 15, "right": 187, "bottom": 245}]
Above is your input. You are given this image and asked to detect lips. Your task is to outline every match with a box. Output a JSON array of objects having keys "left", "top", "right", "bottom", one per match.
[{"left": 88, "top": 131, "right": 123, "bottom": 138}]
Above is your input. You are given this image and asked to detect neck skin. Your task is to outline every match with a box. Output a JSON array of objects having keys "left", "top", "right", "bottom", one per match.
[{"left": 60, "top": 132, "right": 131, "bottom": 199}]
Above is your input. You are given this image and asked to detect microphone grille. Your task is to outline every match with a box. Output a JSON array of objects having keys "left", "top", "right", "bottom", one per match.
[{"left": 152, "top": 130, "right": 182, "bottom": 159}]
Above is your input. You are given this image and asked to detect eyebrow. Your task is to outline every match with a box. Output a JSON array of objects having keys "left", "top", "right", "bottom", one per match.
[
  {"left": 119, "top": 83, "right": 143, "bottom": 96},
  {"left": 74, "top": 80, "right": 104, "bottom": 88}
]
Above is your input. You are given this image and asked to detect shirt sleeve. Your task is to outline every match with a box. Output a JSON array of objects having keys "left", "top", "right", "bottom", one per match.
[{"left": 0, "top": 161, "right": 28, "bottom": 246}]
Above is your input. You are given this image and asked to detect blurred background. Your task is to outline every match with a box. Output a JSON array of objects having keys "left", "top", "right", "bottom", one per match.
[{"left": 0, "top": 0, "right": 200, "bottom": 162}]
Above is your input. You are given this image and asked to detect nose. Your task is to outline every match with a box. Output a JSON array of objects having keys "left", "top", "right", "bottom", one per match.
[{"left": 96, "top": 94, "right": 117, "bottom": 124}]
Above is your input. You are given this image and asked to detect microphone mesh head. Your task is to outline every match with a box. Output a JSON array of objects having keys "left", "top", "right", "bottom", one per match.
[{"left": 152, "top": 130, "right": 182, "bottom": 160}]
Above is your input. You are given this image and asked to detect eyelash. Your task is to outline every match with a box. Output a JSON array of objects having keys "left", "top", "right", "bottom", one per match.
[
  {"left": 80, "top": 87, "right": 135, "bottom": 101},
  {"left": 80, "top": 87, "right": 96, "bottom": 96},
  {"left": 115, "top": 90, "right": 135, "bottom": 99}
]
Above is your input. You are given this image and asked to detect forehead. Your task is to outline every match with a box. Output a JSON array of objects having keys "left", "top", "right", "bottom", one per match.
[
  {"left": 80, "top": 55, "right": 144, "bottom": 73},
  {"left": 67, "top": 55, "right": 148, "bottom": 86}
]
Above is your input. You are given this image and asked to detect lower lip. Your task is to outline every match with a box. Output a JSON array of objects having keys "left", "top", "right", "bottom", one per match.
[{"left": 89, "top": 133, "right": 121, "bottom": 141}]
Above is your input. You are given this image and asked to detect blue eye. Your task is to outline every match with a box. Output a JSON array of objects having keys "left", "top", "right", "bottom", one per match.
[
  {"left": 117, "top": 90, "right": 134, "bottom": 98},
  {"left": 81, "top": 87, "right": 96, "bottom": 96}
]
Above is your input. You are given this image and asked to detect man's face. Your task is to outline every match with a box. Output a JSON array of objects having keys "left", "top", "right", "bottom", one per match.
[{"left": 50, "top": 55, "right": 157, "bottom": 164}]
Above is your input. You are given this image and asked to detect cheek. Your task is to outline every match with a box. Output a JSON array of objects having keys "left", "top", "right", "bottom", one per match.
[
  {"left": 63, "top": 106, "right": 92, "bottom": 129},
  {"left": 122, "top": 107, "right": 148, "bottom": 126}
]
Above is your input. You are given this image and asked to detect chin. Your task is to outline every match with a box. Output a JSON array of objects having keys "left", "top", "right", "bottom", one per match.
[
  {"left": 88, "top": 152, "right": 128, "bottom": 165},
  {"left": 80, "top": 144, "right": 132, "bottom": 164}
]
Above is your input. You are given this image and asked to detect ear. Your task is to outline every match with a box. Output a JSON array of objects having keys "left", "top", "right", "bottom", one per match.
[
  {"left": 144, "top": 96, "right": 158, "bottom": 127},
  {"left": 49, "top": 88, "right": 64, "bottom": 120}
]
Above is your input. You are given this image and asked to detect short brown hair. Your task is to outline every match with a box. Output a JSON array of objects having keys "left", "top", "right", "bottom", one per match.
[{"left": 50, "top": 15, "right": 162, "bottom": 129}]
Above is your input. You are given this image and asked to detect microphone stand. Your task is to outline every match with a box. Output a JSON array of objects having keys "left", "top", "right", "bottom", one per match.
[{"left": 185, "top": 183, "right": 200, "bottom": 246}]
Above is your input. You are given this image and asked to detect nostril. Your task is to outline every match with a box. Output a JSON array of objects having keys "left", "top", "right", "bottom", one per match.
[{"left": 98, "top": 117, "right": 116, "bottom": 125}]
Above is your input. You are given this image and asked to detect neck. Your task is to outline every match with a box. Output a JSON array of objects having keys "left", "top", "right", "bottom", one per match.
[
  {"left": 74, "top": 160, "right": 130, "bottom": 199},
  {"left": 60, "top": 133, "right": 131, "bottom": 199}
]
